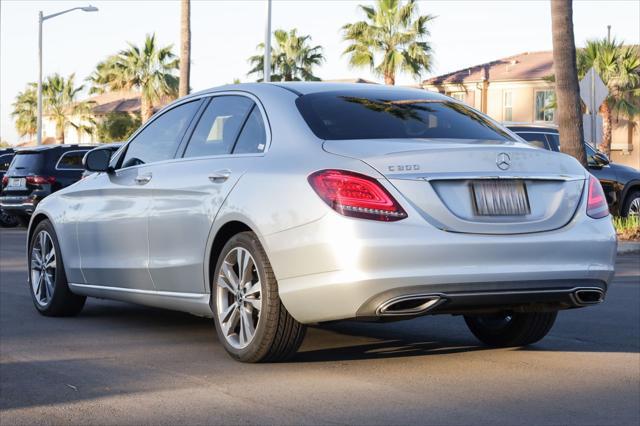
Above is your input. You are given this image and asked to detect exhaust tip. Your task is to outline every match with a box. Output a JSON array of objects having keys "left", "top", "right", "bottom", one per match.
[
  {"left": 574, "top": 289, "right": 604, "bottom": 305},
  {"left": 377, "top": 295, "right": 442, "bottom": 316}
]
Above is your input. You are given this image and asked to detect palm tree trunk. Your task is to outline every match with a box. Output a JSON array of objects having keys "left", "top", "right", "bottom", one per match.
[
  {"left": 550, "top": 0, "right": 587, "bottom": 166},
  {"left": 600, "top": 101, "right": 612, "bottom": 156},
  {"left": 56, "top": 124, "right": 64, "bottom": 144},
  {"left": 179, "top": 0, "right": 191, "bottom": 98},
  {"left": 141, "top": 97, "right": 153, "bottom": 123},
  {"left": 384, "top": 73, "right": 395, "bottom": 85}
]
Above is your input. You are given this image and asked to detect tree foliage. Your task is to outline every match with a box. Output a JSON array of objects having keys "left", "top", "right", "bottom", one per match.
[{"left": 96, "top": 112, "right": 141, "bottom": 143}]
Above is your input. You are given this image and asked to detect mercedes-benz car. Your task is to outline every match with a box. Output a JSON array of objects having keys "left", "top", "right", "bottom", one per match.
[{"left": 27, "top": 83, "right": 617, "bottom": 363}]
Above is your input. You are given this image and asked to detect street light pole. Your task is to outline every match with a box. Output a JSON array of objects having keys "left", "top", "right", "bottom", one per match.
[
  {"left": 36, "top": 5, "right": 98, "bottom": 145},
  {"left": 263, "top": 0, "right": 272, "bottom": 82}
]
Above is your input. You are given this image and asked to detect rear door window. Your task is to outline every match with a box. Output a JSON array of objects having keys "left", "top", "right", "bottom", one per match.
[
  {"left": 7, "top": 152, "right": 44, "bottom": 175},
  {"left": 183, "top": 96, "right": 254, "bottom": 158},
  {"left": 544, "top": 133, "right": 560, "bottom": 151},
  {"left": 56, "top": 150, "right": 89, "bottom": 170},
  {"left": 233, "top": 107, "right": 267, "bottom": 154}
]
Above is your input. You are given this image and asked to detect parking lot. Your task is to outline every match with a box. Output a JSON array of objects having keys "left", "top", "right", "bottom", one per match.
[{"left": 1, "top": 227, "right": 639, "bottom": 425}]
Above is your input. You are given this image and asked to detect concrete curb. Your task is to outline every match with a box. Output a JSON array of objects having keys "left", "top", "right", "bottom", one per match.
[{"left": 618, "top": 242, "right": 640, "bottom": 255}]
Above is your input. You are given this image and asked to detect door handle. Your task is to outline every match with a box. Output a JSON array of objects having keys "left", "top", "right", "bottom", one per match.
[
  {"left": 134, "top": 173, "right": 152, "bottom": 185},
  {"left": 208, "top": 169, "right": 231, "bottom": 183}
]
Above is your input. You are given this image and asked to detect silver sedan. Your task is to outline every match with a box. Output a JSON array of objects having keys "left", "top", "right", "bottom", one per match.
[{"left": 26, "top": 83, "right": 617, "bottom": 362}]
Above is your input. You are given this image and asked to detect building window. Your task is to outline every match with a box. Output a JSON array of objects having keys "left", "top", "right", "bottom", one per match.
[
  {"left": 535, "top": 90, "right": 555, "bottom": 122},
  {"left": 503, "top": 91, "right": 513, "bottom": 122},
  {"left": 450, "top": 92, "right": 465, "bottom": 103}
]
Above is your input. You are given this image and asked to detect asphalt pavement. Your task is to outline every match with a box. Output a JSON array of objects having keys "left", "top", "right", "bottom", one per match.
[{"left": 1, "top": 227, "right": 639, "bottom": 425}]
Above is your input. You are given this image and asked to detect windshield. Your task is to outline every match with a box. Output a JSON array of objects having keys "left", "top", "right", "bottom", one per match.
[
  {"left": 296, "top": 91, "right": 514, "bottom": 142},
  {"left": 8, "top": 152, "right": 44, "bottom": 175}
]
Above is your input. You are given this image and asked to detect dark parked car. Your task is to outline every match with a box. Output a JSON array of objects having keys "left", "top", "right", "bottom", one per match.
[
  {"left": 508, "top": 124, "right": 640, "bottom": 217},
  {"left": 0, "top": 145, "right": 95, "bottom": 224},
  {"left": 0, "top": 148, "right": 20, "bottom": 227}
]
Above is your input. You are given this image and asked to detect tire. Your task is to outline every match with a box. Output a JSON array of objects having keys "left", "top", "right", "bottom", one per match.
[
  {"left": 211, "top": 231, "right": 306, "bottom": 363},
  {"left": 622, "top": 190, "right": 640, "bottom": 217},
  {"left": 28, "top": 220, "right": 86, "bottom": 316},
  {"left": 464, "top": 311, "right": 557, "bottom": 347},
  {"left": 0, "top": 209, "right": 19, "bottom": 228}
]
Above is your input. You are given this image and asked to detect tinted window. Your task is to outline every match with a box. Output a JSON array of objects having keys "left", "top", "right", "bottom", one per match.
[
  {"left": 121, "top": 101, "right": 199, "bottom": 168},
  {"left": 8, "top": 152, "right": 44, "bottom": 174},
  {"left": 184, "top": 96, "right": 253, "bottom": 158},
  {"left": 545, "top": 133, "right": 560, "bottom": 151},
  {"left": 296, "top": 91, "right": 513, "bottom": 141},
  {"left": 0, "top": 154, "right": 13, "bottom": 172},
  {"left": 517, "top": 132, "right": 549, "bottom": 150},
  {"left": 233, "top": 107, "right": 267, "bottom": 154},
  {"left": 57, "top": 150, "right": 88, "bottom": 170}
]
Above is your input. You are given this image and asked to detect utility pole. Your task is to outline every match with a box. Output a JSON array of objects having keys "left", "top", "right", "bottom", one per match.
[
  {"left": 263, "top": 0, "right": 272, "bottom": 82},
  {"left": 607, "top": 25, "right": 611, "bottom": 42}
]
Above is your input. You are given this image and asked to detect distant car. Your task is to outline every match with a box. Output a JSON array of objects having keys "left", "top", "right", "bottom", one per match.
[
  {"left": 508, "top": 124, "right": 640, "bottom": 217},
  {"left": 0, "top": 148, "right": 19, "bottom": 227},
  {"left": 0, "top": 145, "right": 95, "bottom": 224},
  {"left": 80, "top": 142, "right": 124, "bottom": 178}
]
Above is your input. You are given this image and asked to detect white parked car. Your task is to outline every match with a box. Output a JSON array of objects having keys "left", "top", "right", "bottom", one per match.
[{"left": 27, "top": 83, "right": 616, "bottom": 362}]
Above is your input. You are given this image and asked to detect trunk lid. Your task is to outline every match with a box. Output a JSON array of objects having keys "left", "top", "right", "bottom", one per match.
[{"left": 323, "top": 139, "right": 587, "bottom": 234}]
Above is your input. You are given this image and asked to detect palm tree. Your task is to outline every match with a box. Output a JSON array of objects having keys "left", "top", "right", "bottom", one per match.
[
  {"left": 42, "top": 73, "right": 95, "bottom": 143},
  {"left": 577, "top": 39, "right": 640, "bottom": 157},
  {"left": 179, "top": 0, "right": 191, "bottom": 97},
  {"left": 11, "top": 83, "right": 38, "bottom": 140},
  {"left": 88, "top": 34, "right": 179, "bottom": 122},
  {"left": 342, "top": 0, "right": 435, "bottom": 85},
  {"left": 248, "top": 29, "right": 324, "bottom": 81},
  {"left": 550, "top": 0, "right": 587, "bottom": 166}
]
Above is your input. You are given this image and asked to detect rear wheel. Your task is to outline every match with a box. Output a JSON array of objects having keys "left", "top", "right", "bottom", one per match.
[
  {"left": 622, "top": 190, "right": 640, "bottom": 217},
  {"left": 0, "top": 209, "right": 19, "bottom": 228},
  {"left": 28, "top": 220, "right": 86, "bottom": 316},
  {"left": 212, "top": 232, "right": 306, "bottom": 362},
  {"left": 464, "top": 311, "right": 557, "bottom": 347}
]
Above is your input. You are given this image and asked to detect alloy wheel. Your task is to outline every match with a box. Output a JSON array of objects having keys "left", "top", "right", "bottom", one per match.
[
  {"left": 216, "top": 247, "right": 263, "bottom": 349},
  {"left": 30, "top": 230, "right": 56, "bottom": 306},
  {"left": 629, "top": 197, "right": 640, "bottom": 217}
]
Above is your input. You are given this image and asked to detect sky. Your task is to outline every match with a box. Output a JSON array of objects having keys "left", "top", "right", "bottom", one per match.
[{"left": 1, "top": 0, "right": 639, "bottom": 144}]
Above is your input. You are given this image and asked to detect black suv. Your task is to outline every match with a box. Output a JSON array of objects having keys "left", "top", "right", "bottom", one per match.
[
  {"left": 0, "top": 148, "right": 19, "bottom": 227},
  {"left": 0, "top": 145, "right": 95, "bottom": 223},
  {"left": 508, "top": 124, "right": 640, "bottom": 217}
]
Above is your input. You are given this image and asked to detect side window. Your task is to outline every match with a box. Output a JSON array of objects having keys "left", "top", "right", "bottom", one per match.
[
  {"left": 56, "top": 151, "right": 88, "bottom": 170},
  {"left": 121, "top": 101, "right": 199, "bottom": 168},
  {"left": 0, "top": 154, "right": 13, "bottom": 172},
  {"left": 517, "top": 132, "right": 549, "bottom": 150},
  {"left": 544, "top": 133, "right": 560, "bottom": 152},
  {"left": 184, "top": 96, "right": 254, "bottom": 158},
  {"left": 233, "top": 107, "right": 267, "bottom": 154}
]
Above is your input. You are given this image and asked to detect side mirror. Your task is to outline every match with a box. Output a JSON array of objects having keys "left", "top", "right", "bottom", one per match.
[
  {"left": 592, "top": 152, "right": 610, "bottom": 167},
  {"left": 83, "top": 148, "right": 113, "bottom": 173}
]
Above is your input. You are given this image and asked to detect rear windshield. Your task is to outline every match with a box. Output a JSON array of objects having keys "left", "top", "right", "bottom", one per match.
[
  {"left": 8, "top": 152, "right": 44, "bottom": 174},
  {"left": 296, "top": 91, "right": 514, "bottom": 141}
]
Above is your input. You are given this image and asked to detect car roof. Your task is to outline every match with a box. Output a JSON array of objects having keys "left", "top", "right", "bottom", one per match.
[{"left": 15, "top": 144, "right": 97, "bottom": 153}]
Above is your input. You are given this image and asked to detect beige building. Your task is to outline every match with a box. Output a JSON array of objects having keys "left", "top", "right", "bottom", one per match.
[{"left": 422, "top": 51, "right": 639, "bottom": 169}]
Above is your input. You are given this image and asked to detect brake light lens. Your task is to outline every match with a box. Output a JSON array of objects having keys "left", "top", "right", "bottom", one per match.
[
  {"left": 1, "top": 176, "right": 7, "bottom": 187},
  {"left": 308, "top": 169, "right": 407, "bottom": 221},
  {"left": 586, "top": 175, "right": 609, "bottom": 219},
  {"left": 26, "top": 176, "right": 56, "bottom": 185}
]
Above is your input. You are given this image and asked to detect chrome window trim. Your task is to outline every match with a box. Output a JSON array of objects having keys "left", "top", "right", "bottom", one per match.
[
  {"left": 114, "top": 90, "right": 272, "bottom": 173},
  {"left": 54, "top": 149, "right": 90, "bottom": 171}
]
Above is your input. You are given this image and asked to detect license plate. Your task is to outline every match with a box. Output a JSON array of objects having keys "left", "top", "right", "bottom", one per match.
[
  {"left": 7, "top": 178, "right": 26, "bottom": 190},
  {"left": 471, "top": 180, "right": 530, "bottom": 216}
]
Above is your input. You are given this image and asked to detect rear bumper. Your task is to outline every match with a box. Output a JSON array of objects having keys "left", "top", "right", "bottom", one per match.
[
  {"left": 0, "top": 195, "right": 40, "bottom": 215},
  {"left": 265, "top": 212, "right": 617, "bottom": 324}
]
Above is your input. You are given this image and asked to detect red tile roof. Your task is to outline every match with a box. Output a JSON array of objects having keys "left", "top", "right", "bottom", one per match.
[{"left": 423, "top": 51, "right": 554, "bottom": 85}]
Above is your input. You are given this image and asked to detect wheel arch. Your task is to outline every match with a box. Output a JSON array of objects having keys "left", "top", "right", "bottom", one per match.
[
  {"left": 621, "top": 180, "right": 640, "bottom": 215},
  {"left": 27, "top": 212, "right": 54, "bottom": 250},
  {"left": 205, "top": 220, "right": 256, "bottom": 294}
]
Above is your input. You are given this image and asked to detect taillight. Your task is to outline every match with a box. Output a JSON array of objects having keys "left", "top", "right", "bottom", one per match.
[
  {"left": 586, "top": 175, "right": 609, "bottom": 219},
  {"left": 26, "top": 176, "right": 56, "bottom": 185},
  {"left": 1, "top": 176, "right": 7, "bottom": 187},
  {"left": 308, "top": 169, "right": 407, "bottom": 221}
]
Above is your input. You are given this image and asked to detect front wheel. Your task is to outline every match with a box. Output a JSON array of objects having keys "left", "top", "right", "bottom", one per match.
[
  {"left": 28, "top": 220, "right": 86, "bottom": 316},
  {"left": 464, "top": 311, "right": 557, "bottom": 347},
  {"left": 212, "top": 232, "right": 306, "bottom": 363},
  {"left": 622, "top": 191, "right": 640, "bottom": 217}
]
